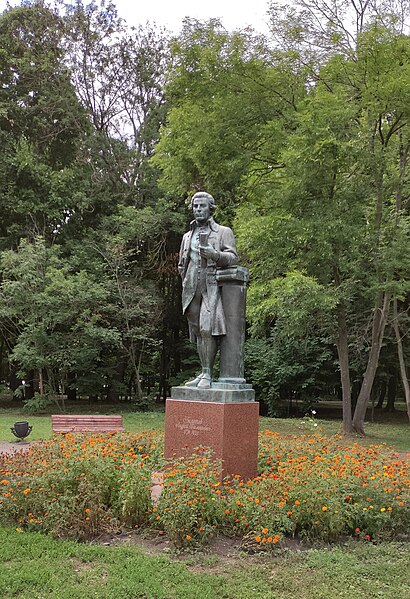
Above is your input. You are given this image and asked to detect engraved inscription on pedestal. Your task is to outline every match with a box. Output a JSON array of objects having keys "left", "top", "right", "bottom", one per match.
[{"left": 175, "top": 416, "right": 212, "bottom": 437}]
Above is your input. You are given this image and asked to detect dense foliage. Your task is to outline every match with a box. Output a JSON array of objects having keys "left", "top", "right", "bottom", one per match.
[{"left": 0, "top": 0, "right": 409, "bottom": 433}]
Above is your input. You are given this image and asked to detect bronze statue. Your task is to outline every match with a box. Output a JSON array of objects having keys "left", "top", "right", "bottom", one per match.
[{"left": 178, "top": 192, "right": 238, "bottom": 388}]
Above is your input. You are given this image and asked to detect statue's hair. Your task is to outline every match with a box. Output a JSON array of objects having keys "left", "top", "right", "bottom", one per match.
[{"left": 190, "top": 191, "right": 216, "bottom": 214}]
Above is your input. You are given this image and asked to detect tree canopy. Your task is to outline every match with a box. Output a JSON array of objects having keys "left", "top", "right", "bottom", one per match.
[{"left": 0, "top": 0, "right": 409, "bottom": 433}]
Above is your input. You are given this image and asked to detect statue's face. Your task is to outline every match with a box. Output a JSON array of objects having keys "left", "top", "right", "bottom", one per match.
[{"left": 192, "top": 198, "right": 211, "bottom": 225}]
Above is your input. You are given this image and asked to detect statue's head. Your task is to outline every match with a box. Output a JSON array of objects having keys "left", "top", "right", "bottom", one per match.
[{"left": 190, "top": 191, "right": 216, "bottom": 215}]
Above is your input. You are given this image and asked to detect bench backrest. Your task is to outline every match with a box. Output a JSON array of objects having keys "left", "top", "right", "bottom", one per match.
[{"left": 52, "top": 414, "right": 124, "bottom": 433}]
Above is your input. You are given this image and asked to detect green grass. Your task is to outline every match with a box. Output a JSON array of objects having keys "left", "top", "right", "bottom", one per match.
[
  {"left": 1, "top": 402, "right": 409, "bottom": 597},
  {"left": 0, "top": 526, "right": 409, "bottom": 598},
  {"left": 259, "top": 416, "right": 410, "bottom": 451},
  {"left": 0, "top": 407, "right": 166, "bottom": 441},
  {"left": 0, "top": 403, "right": 408, "bottom": 451}
]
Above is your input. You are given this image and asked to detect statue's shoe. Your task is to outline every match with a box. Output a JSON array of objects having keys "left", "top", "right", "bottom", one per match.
[
  {"left": 197, "top": 375, "right": 211, "bottom": 389},
  {"left": 185, "top": 374, "right": 203, "bottom": 387}
]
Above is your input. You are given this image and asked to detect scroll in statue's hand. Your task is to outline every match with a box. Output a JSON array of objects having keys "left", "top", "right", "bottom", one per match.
[{"left": 199, "top": 244, "right": 220, "bottom": 262}]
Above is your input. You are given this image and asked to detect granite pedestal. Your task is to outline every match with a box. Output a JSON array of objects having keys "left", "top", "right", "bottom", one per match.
[{"left": 164, "top": 396, "right": 259, "bottom": 480}]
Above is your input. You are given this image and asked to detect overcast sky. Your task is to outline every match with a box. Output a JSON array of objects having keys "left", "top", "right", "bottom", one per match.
[
  {"left": 0, "top": 0, "right": 272, "bottom": 33},
  {"left": 114, "top": 0, "right": 271, "bottom": 33}
]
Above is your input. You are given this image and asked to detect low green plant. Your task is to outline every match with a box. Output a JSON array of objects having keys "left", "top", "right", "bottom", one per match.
[
  {"left": 22, "top": 393, "right": 53, "bottom": 414},
  {"left": 154, "top": 450, "right": 224, "bottom": 547},
  {"left": 119, "top": 455, "right": 162, "bottom": 527}
]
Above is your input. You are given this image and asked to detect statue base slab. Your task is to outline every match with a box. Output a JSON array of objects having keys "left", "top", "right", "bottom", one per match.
[
  {"left": 164, "top": 398, "right": 259, "bottom": 480},
  {"left": 171, "top": 384, "right": 255, "bottom": 403}
]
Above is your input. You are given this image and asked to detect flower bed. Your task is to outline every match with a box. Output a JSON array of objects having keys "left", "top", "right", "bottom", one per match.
[{"left": 0, "top": 431, "right": 409, "bottom": 548}]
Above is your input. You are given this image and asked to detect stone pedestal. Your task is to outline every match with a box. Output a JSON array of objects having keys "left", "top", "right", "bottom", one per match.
[{"left": 164, "top": 398, "right": 259, "bottom": 480}]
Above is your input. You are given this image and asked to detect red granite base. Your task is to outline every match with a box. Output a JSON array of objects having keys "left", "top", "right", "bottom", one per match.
[{"left": 164, "top": 399, "right": 259, "bottom": 480}]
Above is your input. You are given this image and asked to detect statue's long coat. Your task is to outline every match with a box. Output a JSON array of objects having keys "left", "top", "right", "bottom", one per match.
[{"left": 178, "top": 218, "right": 238, "bottom": 342}]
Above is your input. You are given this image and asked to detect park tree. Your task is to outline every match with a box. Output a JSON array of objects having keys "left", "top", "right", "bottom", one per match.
[
  {"left": 0, "top": 238, "right": 123, "bottom": 407},
  {"left": 154, "top": 7, "right": 410, "bottom": 432},
  {"left": 0, "top": 0, "right": 187, "bottom": 402},
  {"left": 237, "top": 0, "right": 410, "bottom": 433},
  {"left": 153, "top": 18, "right": 307, "bottom": 218},
  {"left": 61, "top": 1, "right": 187, "bottom": 398},
  {"left": 0, "top": 1, "right": 91, "bottom": 248}
]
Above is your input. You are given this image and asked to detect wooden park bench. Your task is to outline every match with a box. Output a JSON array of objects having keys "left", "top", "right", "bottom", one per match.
[{"left": 51, "top": 414, "right": 124, "bottom": 434}]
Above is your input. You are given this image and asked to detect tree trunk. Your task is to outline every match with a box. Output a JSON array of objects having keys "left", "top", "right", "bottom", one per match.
[
  {"left": 352, "top": 292, "right": 390, "bottom": 434},
  {"left": 66, "top": 387, "right": 77, "bottom": 401},
  {"left": 38, "top": 368, "right": 44, "bottom": 394},
  {"left": 392, "top": 299, "right": 410, "bottom": 422},
  {"left": 336, "top": 304, "right": 353, "bottom": 434},
  {"left": 375, "top": 379, "right": 387, "bottom": 409},
  {"left": 385, "top": 374, "right": 397, "bottom": 413}
]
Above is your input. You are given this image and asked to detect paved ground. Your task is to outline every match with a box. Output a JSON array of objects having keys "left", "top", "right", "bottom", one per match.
[{"left": 0, "top": 441, "right": 32, "bottom": 455}]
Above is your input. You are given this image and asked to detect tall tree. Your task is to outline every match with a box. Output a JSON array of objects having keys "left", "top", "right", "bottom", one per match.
[
  {"left": 0, "top": 1, "right": 90, "bottom": 248},
  {"left": 153, "top": 19, "right": 306, "bottom": 217},
  {"left": 154, "top": 8, "right": 410, "bottom": 432},
  {"left": 252, "top": 0, "right": 410, "bottom": 433}
]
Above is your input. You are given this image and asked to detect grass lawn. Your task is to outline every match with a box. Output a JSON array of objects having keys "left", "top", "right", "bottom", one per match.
[
  {"left": 0, "top": 526, "right": 409, "bottom": 598},
  {"left": 0, "top": 401, "right": 408, "bottom": 450},
  {"left": 0, "top": 401, "right": 409, "bottom": 598},
  {"left": 0, "top": 407, "right": 166, "bottom": 441}
]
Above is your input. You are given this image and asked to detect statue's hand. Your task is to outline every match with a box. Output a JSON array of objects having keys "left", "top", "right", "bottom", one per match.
[{"left": 199, "top": 244, "right": 220, "bottom": 262}]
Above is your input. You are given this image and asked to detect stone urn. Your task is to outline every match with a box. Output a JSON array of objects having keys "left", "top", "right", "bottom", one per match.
[{"left": 11, "top": 421, "right": 32, "bottom": 441}]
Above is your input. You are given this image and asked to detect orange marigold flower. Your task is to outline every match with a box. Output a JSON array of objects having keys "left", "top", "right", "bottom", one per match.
[
  {"left": 262, "top": 527, "right": 269, "bottom": 534},
  {"left": 22, "top": 488, "right": 31, "bottom": 495},
  {"left": 255, "top": 535, "right": 261, "bottom": 542},
  {"left": 322, "top": 506, "right": 328, "bottom": 512},
  {"left": 185, "top": 535, "right": 191, "bottom": 541}
]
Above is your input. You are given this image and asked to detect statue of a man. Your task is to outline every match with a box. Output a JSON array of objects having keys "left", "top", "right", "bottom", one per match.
[{"left": 178, "top": 191, "right": 238, "bottom": 388}]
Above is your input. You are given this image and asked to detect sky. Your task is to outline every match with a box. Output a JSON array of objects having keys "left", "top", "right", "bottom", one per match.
[
  {"left": 114, "top": 0, "right": 271, "bottom": 34},
  {"left": 0, "top": 0, "right": 272, "bottom": 34}
]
